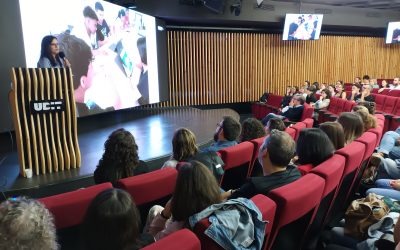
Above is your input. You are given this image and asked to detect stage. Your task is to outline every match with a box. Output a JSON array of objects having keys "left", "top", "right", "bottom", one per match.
[{"left": 0, "top": 107, "right": 240, "bottom": 199}]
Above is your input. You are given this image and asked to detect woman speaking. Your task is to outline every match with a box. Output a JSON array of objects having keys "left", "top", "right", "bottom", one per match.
[{"left": 37, "top": 35, "right": 71, "bottom": 68}]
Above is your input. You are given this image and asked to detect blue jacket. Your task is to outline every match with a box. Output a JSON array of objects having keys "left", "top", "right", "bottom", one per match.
[{"left": 189, "top": 198, "right": 267, "bottom": 250}]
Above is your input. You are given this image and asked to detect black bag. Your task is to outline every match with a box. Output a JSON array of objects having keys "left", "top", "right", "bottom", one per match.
[
  {"left": 189, "top": 151, "right": 225, "bottom": 183},
  {"left": 259, "top": 92, "right": 269, "bottom": 103}
]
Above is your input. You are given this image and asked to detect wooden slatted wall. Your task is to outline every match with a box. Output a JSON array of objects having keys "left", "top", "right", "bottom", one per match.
[{"left": 163, "top": 31, "right": 399, "bottom": 107}]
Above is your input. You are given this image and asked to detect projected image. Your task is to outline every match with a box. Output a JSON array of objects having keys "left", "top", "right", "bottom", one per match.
[
  {"left": 19, "top": 0, "right": 161, "bottom": 116},
  {"left": 283, "top": 14, "right": 323, "bottom": 41},
  {"left": 386, "top": 22, "right": 400, "bottom": 44}
]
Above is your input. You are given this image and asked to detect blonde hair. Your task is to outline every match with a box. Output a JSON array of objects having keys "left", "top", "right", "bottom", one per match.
[{"left": 353, "top": 106, "right": 377, "bottom": 131}]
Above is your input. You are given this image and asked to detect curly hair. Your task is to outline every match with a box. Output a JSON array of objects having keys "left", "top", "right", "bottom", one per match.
[
  {"left": 0, "top": 197, "right": 58, "bottom": 250},
  {"left": 94, "top": 128, "right": 140, "bottom": 184},
  {"left": 353, "top": 105, "right": 377, "bottom": 132},
  {"left": 240, "top": 118, "right": 266, "bottom": 142}
]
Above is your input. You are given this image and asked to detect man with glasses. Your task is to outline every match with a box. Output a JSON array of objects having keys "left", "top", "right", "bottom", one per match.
[
  {"left": 261, "top": 94, "right": 305, "bottom": 125},
  {"left": 222, "top": 130, "right": 301, "bottom": 199},
  {"left": 355, "top": 84, "right": 375, "bottom": 103},
  {"left": 204, "top": 116, "right": 241, "bottom": 153}
]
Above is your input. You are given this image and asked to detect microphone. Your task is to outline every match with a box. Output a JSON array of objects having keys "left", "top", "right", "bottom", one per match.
[
  {"left": 58, "top": 51, "right": 71, "bottom": 67},
  {"left": 59, "top": 51, "right": 66, "bottom": 59}
]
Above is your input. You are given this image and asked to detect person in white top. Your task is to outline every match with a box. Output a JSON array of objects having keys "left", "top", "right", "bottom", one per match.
[{"left": 390, "top": 77, "right": 400, "bottom": 90}]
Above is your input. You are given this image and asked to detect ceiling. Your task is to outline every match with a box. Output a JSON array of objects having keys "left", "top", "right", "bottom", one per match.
[{"left": 271, "top": 0, "right": 400, "bottom": 11}]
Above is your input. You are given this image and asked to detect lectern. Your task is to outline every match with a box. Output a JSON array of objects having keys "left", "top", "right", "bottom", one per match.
[{"left": 9, "top": 67, "right": 81, "bottom": 176}]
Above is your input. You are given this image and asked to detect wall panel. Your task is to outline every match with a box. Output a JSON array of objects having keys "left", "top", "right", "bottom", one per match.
[{"left": 162, "top": 31, "right": 399, "bottom": 107}]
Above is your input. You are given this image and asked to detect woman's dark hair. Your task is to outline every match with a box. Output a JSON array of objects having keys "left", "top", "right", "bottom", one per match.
[
  {"left": 94, "top": 128, "right": 140, "bottom": 184},
  {"left": 171, "top": 161, "right": 221, "bottom": 221},
  {"left": 266, "top": 118, "right": 286, "bottom": 133},
  {"left": 296, "top": 128, "right": 335, "bottom": 166},
  {"left": 353, "top": 83, "right": 362, "bottom": 91},
  {"left": 172, "top": 128, "right": 198, "bottom": 161},
  {"left": 319, "top": 122, "right": 345, "bottom": 150},
  {"left": 337, "top": 112, "right": 364, "bottom": 145},
  {"left": 81, "top": 188, "right": 141, "bottom": 250},
  {"left": 313, "top": 82, "right": 319, "bottom": 90},
  {"left": 40, "top": 35, "right": 63, "bottom": 67},
  {"left": 358, "top": 101, "right": 376, "bottom": 114},
  {"left": 240, "top": 118, "right": 266, "bottom": 142},
  {"left": 321, "top": 89, "right": 332, "bottom": 99}
]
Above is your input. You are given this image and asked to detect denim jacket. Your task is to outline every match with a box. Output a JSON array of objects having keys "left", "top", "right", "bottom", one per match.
[{"left": 189, "top": 198, "right": 267, "bottom": 250}]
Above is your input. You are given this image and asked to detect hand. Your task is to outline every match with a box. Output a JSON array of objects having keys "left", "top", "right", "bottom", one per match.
[
  {"left": 161, "top": 199, "right": 172, "bottom": 218},
  {"left": 390, "top": 180, "right": 400, "bottom": 190},
  {"left": 319, "top": 96, "right": 323, "bottom": 101},
  {"left": 64, "top": 58, "right": 71, "bottom": 68}
]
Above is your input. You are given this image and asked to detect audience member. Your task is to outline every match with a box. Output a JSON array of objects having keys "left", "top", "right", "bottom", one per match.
[
  {"left": 222, "top": 130, "right": 301, "bottom": 199},
  {"left": 240, "top": 118, "right": 266, "bottom": 142},
  {"left": 0, "top": 197, "right": 58, "bottom": 250},
  {"left": 358, "top": 101, "right": 376, "bottom": 114},
  {"left": 370, "top": 78, "right": 378, "bottom": 88},
  {"left": 337, "top": 112, "right": 364, "bottom": 145},
  {"left": 335, "top": 82, "right": 346, "bottom": 100},
  {"left": 362, "top": 75, "right": 370, "bottom": 85},
  {"left": 390, "top": 77, "right": 400, "bottom": 90},
  {"left": 81, "top": 188, "right": 154, "bottom": 250},
  {"left": 296, "top": 128, "right": 335, "bottom": 167},
  {"left": 264, "top": 117, "right": 286, "bottom": 135},
  {"left": 352, "top": 105, "right": 377, "bottom": 131},
  {"left": 366, "top": 179, "right": 400, "bottom": 200},
  {"left": 148, "top": 161, "right": 221, "bottom": 240},
  {"left": 204, "top": 116, "right": 241, "bottom": 152},
  {"left": 313, "top": 89, "right": 331, "bottom": 120},
  {"left": 378, "top": 79, "right": 389, "bottom": 93},
  {"left": 162, "top": 128, "right": 224, "bottom": 182},
  {"left": 374, "top": 126, "right": 400, "bottom": 160},
  {"left": 354, "top": 76, "right": 361, "bottom": 85},
  {"left": 261, "top": 94, "right": 305, "bottom": 125},
  {"left": 94, "top": 128, "right": 148, "bottom": 184},
  {"left": 281, "top": 86, "right": 294, "bottom": 108},
  {"left": 348, "top": 83, "right": 361, "bottom": 101},
  {"left": 316, "top": 82, "right": 326, "bottom": 94},
  {"left": 354, "top": 84, "right": 375, "bottom": 103},
  {"left": 328, "top": 84, "right": 336, "bottom": 96},
  {"left": 306, "top": 85, "right": 318, "bottom": 104},
  {"left": 319, "top": 122, "right": 345, "bottom": 150}
]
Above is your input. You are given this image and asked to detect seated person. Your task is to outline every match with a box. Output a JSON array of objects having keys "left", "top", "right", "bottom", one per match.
[
  {"left": 147, "top": 161, "right": 221, "bottom": 240},
  {"left": 352, "top": 105, "right": 377, "bottom": 132},
  {"left": 373, "top": 126, "right": 400, "bottom": 160},
  {"left": 312, "top": 89, "right": 331, "bottom": 120},
  {"left": 261, "top": 94, "right": 305, "bottom": 125},
  {"left": 347, "top": 83, "right": 362, "bottom": 101},
  {"left": 378, "top": 79, "right": 389, "bottom": 93},
  {"left": 295, "top": 128, "right": 335, "bottom": 168},
  {"left": 264, "top": 117, "right": 286, "bottom": 135},
  {"left": 366, "top": 179, "right": 400, "bottom": 201},
  {"left": 354, "top": 84, "right": 375, "bottom": 103},
  {"left": 305, "top": 85, "right": 318, "bottom": 104},
  {"left": 81, "top": 188, "right": 154, "bottom": 250},
  {"left": 203, "top": 116, "right": 241, "bottom": 152},
  {"left": 334, "top": 81, "right": 347, "bottom": 100},
  {"left": 319, "top": 122, "right": 345, "bottom": 150},
  {"left": 240, "top": 118, "right": 266, "bottom": 142},
  {"left": 222, "top": 130, "right": 301, "bottom": 199},
  {"left": 94, "top": 128, "right": 148, "bottom": 184},
  {"left": 337, "top": 112, "right": 364, "bottom": 145},
  {"left": 162, "top": 128, "right": 224, "bottom": 182},
  {"left": 390, "top": 77, "right": 400, "bottom": 90},
  {"left": 0, "top": 197, "right": 58, "bottom": 250},
  {"left": 281, "top": 86, "right": 294, "bottom": 108}
]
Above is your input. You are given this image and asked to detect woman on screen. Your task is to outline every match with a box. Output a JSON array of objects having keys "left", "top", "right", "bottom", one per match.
[{"left": 37, "top": 35, "right": 70, "bottom": 68}]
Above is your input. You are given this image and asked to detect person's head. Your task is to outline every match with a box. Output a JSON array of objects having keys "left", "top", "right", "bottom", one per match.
[
  {"left": 304, "top": 80, "right": 310, "bottom": 87},
  {"left": 337, "top": 112, "right": 364, "bottom": 144},
  {"left": 362, "top": 84, "right": 372, "bottom": 95},
  {"left": 292, "top": 94, "right": 305, "bottom": 105},
  {"left": 336, "top": 80, "right": 344, "bottom": 86},
  {"left": 118, "top": 9, "right": 126, "bottom": 19},
  {"left": 83, "top": 6, "right": 99, "bottom": 34},
  {"left": 214, "top": 116, "right": 241, "bottom": 142},
  {"left": 95, "top": 2, "right": 105, "bottom": 23},
  {"left": 358, "top": 101, "right": 376, "bottom": 115},
  {"left": 352, "top": 105, "right": 377, "bottom": 131},
  {"left": 312, "top": 81, "right": 319, "bottom": 90},
  {"left": 296, "top": 128, "right": 335, "bottom": 166},
  {"left": 381, "top": 80, "right": 388, "bottom": 88},
  {"left": 137, "top": 37, "right": 147, "bottom": 66},
  {"left": 320, "top": 83, "right": 326, "bottom": 90},
  {"left": 258, "top": 130, "right": 295, "bottom": 174},
  {"left": 240, "top": 118, "right": 266, "bottom": 142},
  {"left": 171, "top": 161, "right": 221, "bottom": 221},
  {"left": 328, "top": 84, "right": 335, "bottom": 95},
  {"left": 321, "top": 88, "right": 332, "bottom": 99},
  {"left": 264, "top": 118, "right": 286, "bottom": 135},
  {"left": 394, "top": 77, "right": 400, "bottom": 86},
  {"left": 370, "top": 78, "right": 377, "bottom": 85},
  {"left": 172, "top": 128, "right": 198, "bottom": 161},
  {"left": 362, "top": 75, "right": 370, "bottom": 84},
  {"left": 307, "top": 85, "right": 317, "bottom": 95},
  {"left": 292, "top": 86, "right": 299, "bottom": 93},
  {"left": 299, "top": 86, "right": 305, "bottom": 93},
  {"left": 319, "top": 122, "right": 345, "bottom": 150},
  {"left": 40, "top": 35, "right": 62, "bottom": 66},
  {"left": 352, "top": 83, "right": 362, "bottom": 93},
  {"left": 335, "top": 82, "right": 344, "bottom": 93},
  {"left": 0, "top": 197, "right": 58, "bottom": 250},
  {"left": 81, "top": 188, "right": 141, "bottom": 250},
  {"left": 95, "top": 128, "right": 139, "bottom": 184},
  {"left": 58, "top": 34, "right": 93, "bottom": 91},
  {"left": 354, "top": 77, "right": 361, "bottom": 84}
]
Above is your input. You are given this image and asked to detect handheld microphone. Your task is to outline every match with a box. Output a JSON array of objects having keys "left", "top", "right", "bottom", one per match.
[{"left": 59, "top": 51, "right": 66, "bottom": 59}]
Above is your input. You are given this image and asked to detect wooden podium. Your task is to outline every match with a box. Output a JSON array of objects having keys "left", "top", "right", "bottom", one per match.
[{"left": 9, "top": 67, "right": 81, "bottom": 176}]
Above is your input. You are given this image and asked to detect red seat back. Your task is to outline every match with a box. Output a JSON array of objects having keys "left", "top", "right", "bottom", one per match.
[
  {"left": 392, "top": 100, "right": 400, "bottom": 116},
  {"left": 267, "top": 174, "right": 325, "bottom": 250},
  {"left": 142, "top": 229, "right": 201, "bottom": 250},
  {"left": 39, "top": 182, "right": 113, "bottom": 229},
  {"left": 355, "top": 132, "right": 377, "bottom": 162},
  {"left": 302, "top": 118, "right": 314, "bottom": 128},
  {"left": 291, "top": 122, "right": 307, "bottom": 141},
  {"left": 343, "top": 100, "right": 355, "bottom": 112},
  {"left": 249, "top": 136, "right": 267, "bottom": 177},
  {"left": 334, "top": 98, "right": 346, "bottom": 115},
  {"left": 267, "top": 94, "right": 284, "bottom": 108},
  {"left": 388, "top": 90, "right": 400, "bottom": 97},
  {"left": 374, "top": 95, "right": 387, "bottom": 112},
  {"left": 219, "top": 141, "right": 254, "bottom": 190},
  {"left": 382, "top": 96, "right": 398, "bottom": 114},
  {"left": 300, "top": 104, "right": 314, "bottom": 121},
  {"left": 285, "top": 127, "right": 296, "bottom": 140},
  {"left": 327, "top": 97, "right": 339, "bottom": 113},
  {"left": 116, "top": 168, "right": 178, "bottom": 205},
  {"left": 298, "top": 164, "right": 313, "bottom": 176}
]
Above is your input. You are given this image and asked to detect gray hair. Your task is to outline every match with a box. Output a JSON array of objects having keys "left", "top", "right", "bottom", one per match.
[
  {"left": 293, "top": 94, "right": 305, "bottom": 105},
  {"left": 260, "top": 130, "right": 295, "bottom": 166},
  {"left": 0, "top": 197, "right": 58, "bottom": 250}
]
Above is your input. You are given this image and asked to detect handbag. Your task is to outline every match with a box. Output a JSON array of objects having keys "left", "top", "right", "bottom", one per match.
[{"left": 344, "top": 193, "right": 389, "bottom": 240}]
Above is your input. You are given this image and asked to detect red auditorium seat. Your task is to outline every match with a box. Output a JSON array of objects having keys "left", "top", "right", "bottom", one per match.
[
  {"left": 343, "top": 100, "right": 356, "bottom": 112},
  {"left": 302, "top": 118, "right": 314, "bottom": 128},
  {"left": 373, "top": 94, "right": 386, "bottom": 112},
  {"left": 300, "top": 103, "right": 314, "bottom": 121},
  {"left": 380, "top": 96, "right": 398, "bottom": 114},
  {"left": 327, "top": 141, "right": 365, "bottom": 225},
  {"left": 290, "top": 122, "right": 307, "bottom": 141},
  {"left": 368, "top": 126, "right": 383, "bottom": 147},
  {"left": 285, "top": 127, "right": 296, "bottom": 140},
  {"left": 266, "top": 174, "right": 325, "bottom": 250},
  {"left": 193, "top": 194, "right": 277, "bottom": 250},
  {"left": 249, "top": 136, "right": 267, "bottom": 177},
  {"left": 389, "top": 100, "right": 400, "bottom": 131},
  {"left": 304, "top": 154, "right": 346, "bottom": 249},
  {"left": 318, "top": 97, "right": 338, "bottom": 123},
  {"left": 387, "top": 89, "right": 400, "bottom": 97},
  {"left": 116, "top": 168, "right": 177, "bottom": 206},
  {"left": 39, "top": 182, "right": 113, "bottom": 229},
  {"left": 298, "top": 164, "right": 313, "bottom": 176},
  {"left": 142, "top": 229, "right": 201, "bottom": 250},
  {"left": 219, "top": 141, "right": 254, "bottom": 190}
]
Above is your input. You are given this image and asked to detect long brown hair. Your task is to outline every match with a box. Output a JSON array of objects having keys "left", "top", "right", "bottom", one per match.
[
  {"left": 172, "top": 128, "right": 199, "bottom": 161},
  {"left": 337, "top": 112, "right": 364, "bottom": 145},
  {"left": 319, "top": 122, "right": 345, "bottom": 150},
  {"left": 171, "top": 161, "right": 221, "bottom": 221}
]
